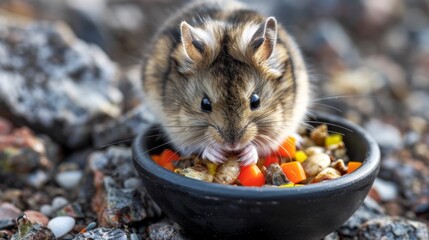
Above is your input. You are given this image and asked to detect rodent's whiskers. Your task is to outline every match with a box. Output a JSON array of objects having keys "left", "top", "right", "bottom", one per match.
[
  {"left": 96, "top": 138, "right": 136, "bottom": 150},
  {"left": 311, "top": 94, "right": 364, "bottom": 102},
  {"left": 304, "top": 120, "right": 353, "bottom": 133},
  {"left": 310, "top": 102, "right": 343, "bottom": 113}
]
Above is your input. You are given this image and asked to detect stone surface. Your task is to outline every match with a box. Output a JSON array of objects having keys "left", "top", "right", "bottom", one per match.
[
  {"left": 89, "top": 147, "right": 161, "bottom": 227},
  {"left": 357, "top": 217, "right": 429, "bottom": 239},
  {"left": 92, "top": 104, "right": 155, "bottom": 148},
  {"left": 148, "top": 222, "right": 186, "bottom": 240},
  {"left": 337, "top": 197, "right": 386, "bottom": 237},
  {"left": 0, "top": 21, "right": 123, "bottom": 148},
  {"left": 73, "top": 227, "right": 127, "bottom": 240}
]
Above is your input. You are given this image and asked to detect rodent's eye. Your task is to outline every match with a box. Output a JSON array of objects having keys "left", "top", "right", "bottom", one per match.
[
  {"left": 201, "top": 97, "right": 212, "bottom": 112},
  {"left": 250, "top": 93, "right": 260, "bottom": 110}
]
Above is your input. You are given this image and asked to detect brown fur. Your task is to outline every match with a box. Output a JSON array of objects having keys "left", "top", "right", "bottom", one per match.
[{"left": 142, "top": 0, "right": 309, "bottom": 160}]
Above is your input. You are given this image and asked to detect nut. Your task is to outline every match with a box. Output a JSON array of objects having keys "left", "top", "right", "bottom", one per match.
[{"left": 302, "top": 153, "right": 331, "bottom": 177}]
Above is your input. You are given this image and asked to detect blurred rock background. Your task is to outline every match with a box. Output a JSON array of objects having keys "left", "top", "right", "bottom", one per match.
[{"left": 0, "top": 0, "right": 428, "bottom": 239}]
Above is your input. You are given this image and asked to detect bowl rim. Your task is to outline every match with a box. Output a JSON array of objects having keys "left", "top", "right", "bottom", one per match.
[{"left": 132, "top": 112, "right": 380, "bottom": 200}]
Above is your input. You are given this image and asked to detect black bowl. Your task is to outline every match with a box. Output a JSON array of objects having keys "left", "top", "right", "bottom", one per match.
[{"left": 132, "top": 112, "right": 380, "bottom": 240}]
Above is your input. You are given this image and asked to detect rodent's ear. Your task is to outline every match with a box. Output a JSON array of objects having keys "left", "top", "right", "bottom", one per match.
[
  {"left": 252, "top": 17, "right": 277, "bottom": 62},
  {"left": 180, "top": 21, "right": 206, "bottom": 62}
]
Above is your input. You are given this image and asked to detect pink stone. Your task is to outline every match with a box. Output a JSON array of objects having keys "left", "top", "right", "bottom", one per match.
[
  {"left": 0, "top": 203, "right": 21, "bottom": 220},
  {"left": 24, "top": 210, "right": 49, "bottom": 226},
  {"left": 0, "top": 117, "right": 12, "bottom": 135}
]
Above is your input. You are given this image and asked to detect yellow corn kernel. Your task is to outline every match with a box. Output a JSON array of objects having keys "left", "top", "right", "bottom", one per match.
[
  {"left": 279, "top": 183, "right": 295, "bottom": 188},
  {"left": 325, "top": 134, "right": 343, "bottom": 147},
  {"left": 294, "top": 184, "right": 304, "bottom": 187},
  {"left": 206, "top": 162, "right": 218, "bottom": 175},
  {"left": 294, "top": 150, "right": 308, "bottom": 163}
]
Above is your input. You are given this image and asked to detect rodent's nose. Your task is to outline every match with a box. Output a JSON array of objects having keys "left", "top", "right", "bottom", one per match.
[{"left": 224, "top": 143, "right": 241, "bottom": 151}]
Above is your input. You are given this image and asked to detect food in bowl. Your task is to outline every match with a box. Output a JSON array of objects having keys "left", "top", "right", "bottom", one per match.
[{"left": 150, "top": 124, "right": 362, "bottom": 187}]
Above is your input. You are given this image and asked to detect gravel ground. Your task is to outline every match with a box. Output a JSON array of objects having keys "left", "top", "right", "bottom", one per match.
[{"left": 0, "top": 0, "right": 428, "bottom": 239}]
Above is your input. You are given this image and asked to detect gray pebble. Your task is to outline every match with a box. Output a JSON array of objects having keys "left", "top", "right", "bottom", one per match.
[
  {"left": 372, "top": 178, "right": 398, "bottom": 201},
  {"left": 55, "top": 170, "right": 83, "bottom": 189},
  {"left": 365, "top": 119, "right": 402, "bottom": 150},
  {"left": 52, "top": 196, "right": 69, "bottom": 211},
  {"left": 123, "top": 178, "right": 142, "bottom": 190},
  {"left": 40, "top": 204, "right": 54, "bottom": 217}
]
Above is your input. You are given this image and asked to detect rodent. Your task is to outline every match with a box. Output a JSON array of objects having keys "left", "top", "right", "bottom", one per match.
[{"left": 142, "top": 0, "right": 310, "bottom": 166}]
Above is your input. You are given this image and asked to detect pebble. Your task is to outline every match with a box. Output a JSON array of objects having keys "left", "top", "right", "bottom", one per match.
[
  {"left": 0, "top": 117, "right": 12, "bottom": 135},
  {"left": 123, "top": 177, "right": 142, "bottom": 190},
  {"left": 55, "top": 170, "right": 83, "bottom": 189},
  {"left": 364, "top": 119, "right": 402, "bottom": 150},
  {"left": 0, "top": 203, "right": 21, "bottom": 220},
  {"left": 24, "top": 210, "right": 49, "bottom": 226},
  {"left": 406, "top": 91, "right": 429, "bottom": 119},
  {"left": 148, "top": 222, "right": 186, "bottom": 240},
  {"left": 26, "top": 169, "right": 49, "bottom": 188},
  {"left": 51, "top": 196, "right": 69, "bottom": 211},
  {"left": 40, "top": 204, "right": 54, "bottom": 217},
  {"left": 47, "top": 216, "right": 76, "bottom": 238},
  {"left": 372, "top": 178, "right": 399, "bottom": 201}
]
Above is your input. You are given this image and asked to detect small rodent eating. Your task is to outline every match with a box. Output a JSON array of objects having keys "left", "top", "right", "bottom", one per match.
[{"left": 142, "top": 0, "right": 310, "bottom": 166}]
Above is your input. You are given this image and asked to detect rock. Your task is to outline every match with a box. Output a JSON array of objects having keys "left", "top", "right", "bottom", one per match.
[
  {"left": 265, "top": 164, "right": 291, "bottom": 186},
  {"left": 123, "top": 177, "right": 143, "bottom": 190},
  {"left": 26, "top": 169, "right": 49, "bottom": 188},
  {"left": 0, "top": 126, "right": 57, "bottom": 188},
  {"left": 0, "top": 229, "right": 13, "bottom": 239},
  {"left": 96, "top": 176, "right": 147, "bottom": 227},
  {"left": 337, "top": 197, "right": 386, "bottom": 237},
  {"left": 303, "top": 19, "right": 361, "bottom": 71},
  {"left": 364, "top": 119, "right": 402, "bottom": 150},
  {"left": 24, "top": 210, "right": 49, "bottom": 226},
  {"left": 364, "top": 56, "right": 408, "bottom": 100},
  {"left": 0, "top": 203, "right": 21, "bottom": 220},
  {"left": 89, "top": 147, "right": 162, "bottom": 226},
  {"left": 55, "top": 203, "right": 85, "bottom": 218},
  {"left": 12, "top": 214, "right": 55, "bottom": 240},
  {"left": 327, "top": 67, "right": 386, "bottom": 96},
  {"left": 0, "top": 21, "right": 123, "bottom": 148},
  {"left": 357, "top": 217, "right": 429, "bottom": 239},
  {"left": 92, "top": 104, "right": 155, "bottom": 148},
  {"left": 73, "top": 227, "right": 127, "bottom": 240},
  {"left": 406, "top": 91, "right": 429, "bottom": 119},
  {"left": 0, "top": 117, "right": 12, "bottom": 135},
  {"left": 372, "top": 178, "right": 399, "bottom": 201},
  {"left": 47, "top": 216, "right": 76, "bottom": 238},
  {"left": 0, "top": 203, "right": 21, "bottom": 230},
  {"left": 55, "top": 170, "right": 83, "bottom": 189},
  {"left": 148, "top": 222, "right": 186, "bottom": 240},
  {"left": 51, "top": 196, "right": 69, "bottom": 211},
  {"left": 323, "top": 231, "right": 340, "bottom": 240},
  {"left": 40, "top": 204, "right": 53, "bottom": 217}
]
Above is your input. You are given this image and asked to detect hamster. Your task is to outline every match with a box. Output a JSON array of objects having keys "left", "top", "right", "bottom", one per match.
[{"left": 142, "top": 0, "right": 310, "bottom": 166}]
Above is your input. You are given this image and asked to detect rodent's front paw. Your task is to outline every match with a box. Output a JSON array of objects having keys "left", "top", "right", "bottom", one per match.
[
  {"left": 239, "top": 145, "right": 258, "bottom": 166},
  {"left": 202, "top": 145, "right": 226, "bottom": 164}
]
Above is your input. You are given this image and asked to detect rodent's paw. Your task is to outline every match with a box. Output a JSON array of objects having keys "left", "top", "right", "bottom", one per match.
[
  {"left": 239, "top": 145, "right": 258, "bottom": 166},
  {"left": 202, "top": 145, "right": 226, "bottom": 164}
]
